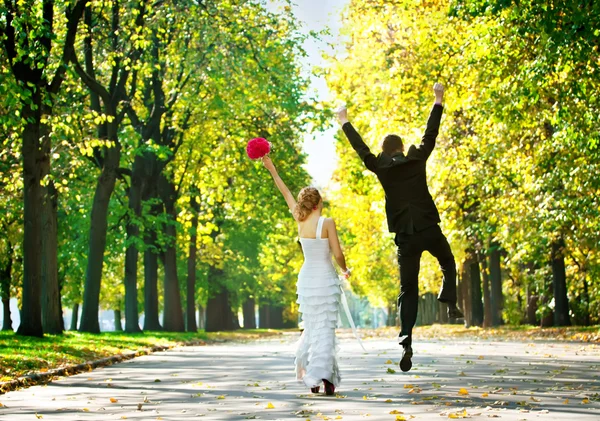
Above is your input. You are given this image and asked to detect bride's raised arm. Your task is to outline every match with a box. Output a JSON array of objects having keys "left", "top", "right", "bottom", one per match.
[{"left": 262, "top": 156, "right": 297, "bottom": 217}]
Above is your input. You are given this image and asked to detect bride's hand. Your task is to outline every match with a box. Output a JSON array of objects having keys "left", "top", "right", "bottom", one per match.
[{"left": 262, "top": 155, "right": 276, "bottom": 172}]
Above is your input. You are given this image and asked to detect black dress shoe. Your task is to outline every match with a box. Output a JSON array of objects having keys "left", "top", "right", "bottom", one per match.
[
  {"left": 310, "top": 386, "right": 320, "bottom": 393},
  {"left": 323, "top": 379, "right": 335, "bottom": 396},
  {"left": 447, "top": 304, "right": 464, "bottom": 319},
  {"left": 399, "top": 345, "right": 413, "bottom": 372}
]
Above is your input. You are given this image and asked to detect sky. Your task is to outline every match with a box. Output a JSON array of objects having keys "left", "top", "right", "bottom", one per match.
[{"left": 269, "top": 0, "right": 349, "bottom": 188}]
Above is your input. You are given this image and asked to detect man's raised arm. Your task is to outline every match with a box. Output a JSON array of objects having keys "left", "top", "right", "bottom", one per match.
[
  {"left": 337, "top": 107, "right": 378, "bottom": 173},
  {"left": 415, "top": 83, "right": 445, "bottom": 159}
]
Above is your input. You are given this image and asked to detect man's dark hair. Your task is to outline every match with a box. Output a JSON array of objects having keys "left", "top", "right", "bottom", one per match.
[{"left": 382, "top": 134, "right": 403, "bottom": 156}]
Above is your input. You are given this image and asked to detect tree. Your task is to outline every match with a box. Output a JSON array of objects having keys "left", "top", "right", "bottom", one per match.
[{"left": 1, "top": 0, "right": 89, "bottom": 336}]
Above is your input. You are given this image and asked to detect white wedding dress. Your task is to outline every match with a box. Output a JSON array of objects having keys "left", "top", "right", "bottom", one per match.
[{"left": 295, "top": 216, "right": 341, "bottom": 388}]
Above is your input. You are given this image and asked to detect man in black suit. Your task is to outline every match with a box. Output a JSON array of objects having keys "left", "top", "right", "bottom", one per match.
[{"left": 337, "top": 83, "right": 463, "bottom": 372}]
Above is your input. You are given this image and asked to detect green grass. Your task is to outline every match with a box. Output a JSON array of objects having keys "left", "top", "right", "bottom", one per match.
[{"left": 0, "top": 329, "right": 285, "bottom": 381}]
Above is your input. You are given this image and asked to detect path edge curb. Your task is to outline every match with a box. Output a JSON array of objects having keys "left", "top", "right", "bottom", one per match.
[{"left": 0, "top": 339, "right": 206, "bottom": 395}]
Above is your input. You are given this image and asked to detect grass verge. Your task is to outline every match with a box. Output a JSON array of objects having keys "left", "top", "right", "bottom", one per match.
[{"left": 0, "top": 329, "right": 286, "bottom": 382}]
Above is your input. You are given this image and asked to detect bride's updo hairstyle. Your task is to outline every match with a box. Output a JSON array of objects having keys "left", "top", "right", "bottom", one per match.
[{"left": 293, "top": 187, "right": 321, "bottom": 222}]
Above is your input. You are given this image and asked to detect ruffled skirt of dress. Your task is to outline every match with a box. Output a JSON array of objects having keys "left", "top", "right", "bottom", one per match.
[{"left": 295, "top": 279, "right": 341, "bottom": 388}]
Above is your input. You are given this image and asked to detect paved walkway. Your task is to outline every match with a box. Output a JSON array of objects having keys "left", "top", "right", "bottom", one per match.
[{"left": 1, "top": 332, "right": 599, "bottom": 420}]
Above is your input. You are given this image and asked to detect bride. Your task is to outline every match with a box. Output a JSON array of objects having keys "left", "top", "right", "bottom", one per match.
[{"left": 262, "top": 156, "right": 350, "bottom": 396}]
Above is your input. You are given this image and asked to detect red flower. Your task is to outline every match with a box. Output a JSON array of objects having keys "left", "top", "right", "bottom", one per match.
[{"left": 246, "top": 137, "right": 271, "bottom": 160}]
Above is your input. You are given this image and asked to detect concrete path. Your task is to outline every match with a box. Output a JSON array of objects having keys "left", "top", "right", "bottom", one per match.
[{"left": 1, "top": 332, "right": 599, "bottom": 420}]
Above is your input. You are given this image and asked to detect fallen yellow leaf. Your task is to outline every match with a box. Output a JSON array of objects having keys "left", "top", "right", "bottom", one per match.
[
  {"left": 82, "top": 408, "right": 89, "bottom": 412},
  {"left": 564, "top": 399, "right": 569, "bottom": 404},
  {"left": 385, "top": 359, "right": 393, "bottom": 364},
  {"left": 35, "top": 414, "right": 43, "bottom": 420},
  {"left": 216, "top": 395, "right": 225, "bottom": 399},
  {"left": 390, "top": 410, "right": 403, "bottom": 414},
  {"left": 481, "top": 393, "right": 489, "bottom": 398},
  {"left": 448, "top": 409, "right": 468, "bottom": 419},
  {"left": 385, "top": 399, "right": 393, "bottom": 403},
  {"left": 478, "top": 356, "right": 484, "bottom": 360},
  {"left": 458, "top": 388, "right": 469, "bottom": 396},
  {"left": 403, "top": 384, "right": 414, "bottom": 389},
  {"left": 110, "top": 398, "right": 118, "bottom": 403},
  {"left": 396, "top": 416, "right": 406, "bottom": 421},
  {"left": 582, "top": 398, "right": 590, "bottom": 404},
  {"left": 266, "top": 402, "right": 275, "bottom": 409}
]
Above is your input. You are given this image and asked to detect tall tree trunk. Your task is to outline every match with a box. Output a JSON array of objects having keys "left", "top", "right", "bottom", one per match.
[
  {"left": 186, "top": 193, "right": 199, "bottom": 332},
  {"left": 460, "top": 255, "right": 472, "bottom": 327},
  {"left": 143, "top": 227, "right": 162, "bottom": 331},
  {"left": 242, "top": 298, "right": 256, "bottom": 329},
  {"left": 480, "top": 252, "right": 493, "bottom": 328},
  {"left": 551, "top": 238, "right": 570, "bottom": 326},
  {"left": 198, "top": 303, "right": 205, "bottom": 330},
  {"left": 159, "top": 176, "right": 185, "bottom": 332},
  {"left": 526, "top": 284, "right": 538, "bottom": 325},
  {"left": 469, "top": 255, "right": 484, "bottom": 327},
  {"left": 205, "top": 267, "right": 238, "bottom": 332},
  {"left": 259, "top": 303, "right": 270, "bottom": 328},
  {"left": 114, "top": 309, "right": 123, "bottom": 331},
  {"left": 206, "top": 289, "right": 239, "bottom": 332},
  {"left": 489, "top": 242, "right": 503, "bottom": 326},
  {"left": 70, "top": 303, "right": 79, "bottom": 331},
  {"left": 1, "top": 244, "right": 13, "bottom": 331},
  {"left": 17, "top": 118, "right": 45, "bottom": 337},
  {"left": 582, "top": 276, "right": 591, "bottom": 326},
  {"left": 42, "top": 181, "right": 63, "bottom": 334},
  {"left": 79, "top": 145, "right": 121, "bottom": 333},
  {"left": 123, "top": 156, "right": 144, "bottom": 333}
]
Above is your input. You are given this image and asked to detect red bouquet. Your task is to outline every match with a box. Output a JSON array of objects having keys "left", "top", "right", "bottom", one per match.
[{"left": 246, "top": 137, "right": 271, "bottom": 160}]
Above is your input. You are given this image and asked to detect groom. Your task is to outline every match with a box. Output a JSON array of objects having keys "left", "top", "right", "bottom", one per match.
[{"left": 337, "top": 83, "right": 463, "bottom": 372}]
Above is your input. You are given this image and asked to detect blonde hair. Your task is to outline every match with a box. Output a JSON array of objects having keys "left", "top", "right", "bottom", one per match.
[{"left": 293, "top": 187, "right": 321, "bottom": 221}]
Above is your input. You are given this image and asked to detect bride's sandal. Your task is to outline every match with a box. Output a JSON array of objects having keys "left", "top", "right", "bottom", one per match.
[
  {"left": 323, "top": 379, "right": 335, "bottom": 396},
  {"left": 310, "top": 386, "right": 320, "bottom": 393}
]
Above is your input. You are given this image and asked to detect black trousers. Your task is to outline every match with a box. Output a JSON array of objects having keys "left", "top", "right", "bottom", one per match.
[{"left": 394, "top": 224, "right": 457, "bottom": 346}]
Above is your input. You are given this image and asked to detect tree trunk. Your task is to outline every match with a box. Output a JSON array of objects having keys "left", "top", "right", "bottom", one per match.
[
  {"left": 1, "top": 241, "right": 13, "bottom": 331},
  {"left": 526, "top": 284, "right": 538, "bottom": 325},
  {"left": 480, "top": 252, "right": 493, "bottom": 328},
  {"left": 42, "top": 181, "right": 63, "bottom": 334},
  {"left": 159, "top": 176, "right": 185, "bottom": 332},
  {"left": 198, "top": 304, "right": 205, "bottom": 330},
  {"left": 386, "top": 303, "right": 397, "bottom": 327},
  {"left": 489, "top": 242, "right": 503, "bottom": 326},
  {"left": 206, "top": 289, "right": 239, "bottom": 332},
  {"left": 186, "top": 194, "right": 199, "bottom": 332},
  {"left": 460, "top": 255, "right": 472, "bottom": 327},
  {"left": 17, "top": 119, "right": 45, "bottom": 337},
  {"left": 143, "top": 227, "right": 162, "bottom": 331},
  {"left": 469, "top": 256, "right": 484, "bottom": 327},
  {"left": 123, "top": 157, "right": 144, "bottom": 333},
  {"left": 242, "top": 298, "right": 256, "bottom": 329},
  {"left": 79, "top": 145, "right": 121, "bottom": 333},
  {"left": 259, "top": 304, "right": 270, "bottom": 328},
  {"left": 114, "top": 309, "right": 123, "bottom": 331},
  {"left": 551, "top": 238, "right": 570, "bottom": 326},
  {"left": 70, "top": 303, "right": 79, "bottom": 331},
  {"left": 269, "top": 304, "right": 284, "bottom": 329}
]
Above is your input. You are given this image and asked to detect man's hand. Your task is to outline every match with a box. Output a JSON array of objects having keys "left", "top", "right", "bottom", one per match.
[
  {"left": 336, "top": 105, "right": 349, "bottom": 125},
  {"left": 434, "top": 82, "right": 444, "bottom": 105}
]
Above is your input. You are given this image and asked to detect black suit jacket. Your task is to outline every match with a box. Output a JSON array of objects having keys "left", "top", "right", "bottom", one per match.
[{"left": 342, "top": 104, "right": 444, "bottom": 234}]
